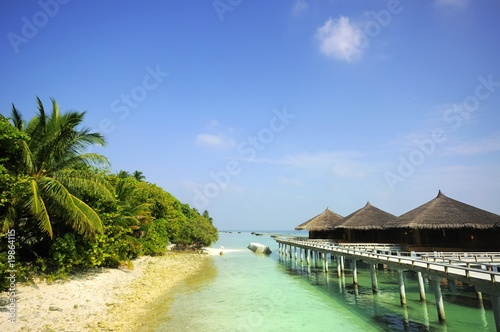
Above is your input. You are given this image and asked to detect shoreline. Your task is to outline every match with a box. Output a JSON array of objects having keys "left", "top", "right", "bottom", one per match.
[{"left": 0, "top": 251, "right": 211, "bottom": 331}]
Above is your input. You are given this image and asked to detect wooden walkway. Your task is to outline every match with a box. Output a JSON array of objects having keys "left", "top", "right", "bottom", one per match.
[
  {"left": 276, "top": 237, "right": 500, "bottom": 331},
  {"left": 279, "top": 238, "right": 500, "bottom": 286}
]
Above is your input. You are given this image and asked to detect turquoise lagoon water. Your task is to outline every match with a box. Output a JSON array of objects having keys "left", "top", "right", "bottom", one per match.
[{"left": 154, "top": 231, "right": 496, "bottom": 332}]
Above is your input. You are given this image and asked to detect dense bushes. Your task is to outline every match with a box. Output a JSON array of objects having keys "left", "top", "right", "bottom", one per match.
[{"left": 0, "top": 102, "right": 218, "bottom": 290}]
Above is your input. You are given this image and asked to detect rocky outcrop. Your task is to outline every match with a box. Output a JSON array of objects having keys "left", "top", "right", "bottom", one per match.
[{"left": 247, "top": 243, "right": 272, "bottom": 255}]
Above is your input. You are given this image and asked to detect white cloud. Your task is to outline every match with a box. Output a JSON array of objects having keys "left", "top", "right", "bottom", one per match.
[
  {"left": 315, "top": 16, "right": 365, "bottom": 63},
  {"left": 434, "top": 0, "right": 470, "bottom": 10},
  {"left": 195, "top": 133, "right": 236, "bottom": 149},
  {"left": 292, "top": 0, "right": 309, "bottom": 17},
  {"left": 195, "top": 120, "right": 238, "bottom": 150}
]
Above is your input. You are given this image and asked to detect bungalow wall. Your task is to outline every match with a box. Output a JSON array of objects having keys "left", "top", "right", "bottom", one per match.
[
  {"left": 460, "top": 229, "right": 500, "bottom": 251},
  {"left": 309, "top": 228, "right": 500, "bottom": 251},
  {"left": 400, "top": 228, "right": 500, "bottom": 251},
  {"left": 378, "top": 228, "right": 408, "bottom": 245},
  {"left": 309, "top": 230, "right": 345, "bottom": 240},
  {"left": 346, "top": 230, "right": 379, "bottom": 243}
]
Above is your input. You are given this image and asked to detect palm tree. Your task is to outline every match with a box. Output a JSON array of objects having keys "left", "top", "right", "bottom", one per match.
[
  {"left": 4, "top": 97, "right": 113, "bottom": 239},
  {"left": 113, "top": 178, "right": 151, "bottom": 229},
  {"left": 117, "top": 170, "right": 130, "bottom": 179},
  {"left": 132, "top": 170, "right": 146, "bottom": 181}
]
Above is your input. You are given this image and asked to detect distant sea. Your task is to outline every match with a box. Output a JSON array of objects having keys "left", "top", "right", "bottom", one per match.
[{"left": 154, "top": 231, "right": 495, "bottom": 332}]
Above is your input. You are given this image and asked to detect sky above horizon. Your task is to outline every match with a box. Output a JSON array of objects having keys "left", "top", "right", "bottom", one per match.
[{"left": 1, "top": 0, "right": 500, "bottom": 230}]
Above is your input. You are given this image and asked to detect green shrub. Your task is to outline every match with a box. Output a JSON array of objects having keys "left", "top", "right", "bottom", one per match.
[{"left": 140, "top": 218, "right": 169, "bottom": 255}]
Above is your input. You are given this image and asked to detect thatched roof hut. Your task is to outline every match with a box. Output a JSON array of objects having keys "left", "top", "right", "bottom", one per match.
[
  {"left": 295, "top": 207, "right": 344, "bottom": 231},
  {"left": 394, "top": 190, "right": 500, "bottom": 229},
  {"left": 337, "top": 202, "right": 397, "bottom": 230}
]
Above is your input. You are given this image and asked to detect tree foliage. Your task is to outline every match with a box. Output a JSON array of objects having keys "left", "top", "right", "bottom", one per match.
[{"left": 0, "top": 98, "right": 218, "bottom": 290}]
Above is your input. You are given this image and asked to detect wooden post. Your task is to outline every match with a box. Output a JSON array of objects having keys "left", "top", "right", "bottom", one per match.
[
  {"left": 323, "top": 253, "right": 328, "bottom": 272},
  {"left": 421, "top": 297, "right": 430, "bottom": 328},
  {"left": 337, "top": 256, "right": 342, "bottom": 277},
  {"left": 477, "top": 291, "right": 483, "bottom": 302},
  {"left": 417, "top": 272, "right": 426, "bottom": 301},
  {"left": 352, "top": 260, "right": 358, "bottom": 285},
  {"left": 370, "top": 264, "right": 378, "bottom": 294},
  {"left": 340, "top": 256, "right": 345, "bottom": 273},
  {"left": 448, "top": 279, "right": 458, "bottom": 293},
  {"left": 306, "top": 249, "right": 310, "bottom": 265},
  {"left": 432, "top": 278, "right": 446, "bottom": 322},
  {"left": 490, "top": 293, "right": 500, "bottom": 332},
  {"left": 398, "top": 270, "right": 407, "bottom": 305}
]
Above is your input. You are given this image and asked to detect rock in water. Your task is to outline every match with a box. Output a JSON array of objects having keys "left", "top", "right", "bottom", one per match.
[{"left": 247, "top": 243, "right": 272, "bottom": 255}]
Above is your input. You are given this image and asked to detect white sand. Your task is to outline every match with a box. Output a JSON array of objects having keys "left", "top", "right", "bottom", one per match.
[
  {"left": 202, "top": 247, "right": 244, "bottom": 256},
  {"left": 0, "top": 252, "right": 210, "bottom": 332}
]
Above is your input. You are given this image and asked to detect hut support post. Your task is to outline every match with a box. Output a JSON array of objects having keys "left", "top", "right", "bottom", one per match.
[
  {"left": 306, "top": 249, "right": 310, "bottom": 265},
  {"left": 448, "top": 279, "right": 457, "bottom": 293},
  {"left": 432, "top": 278, "right": 446, "bottom": 322},
  {"left": 340, "top": 256, "right": 345, "bottom": 273},
  {"left": 294, "top": 246, "right": 297, "bottom": 260},
  {"left": 398, "top": 270, "right": 407, "bottom": 306},
  {"left": 370, "top": 264, "right": 378, "bottom": 294},
  {"left": 489, "top": 293, "right": 500, "bottom": 332},
  {"left": 336, "top": 256, "right": 342, "bottom": 277},
  {"left": 288, "top": 245, "right": 292, "bottom": 259},
  {"left": 323, "top": 253, "right": 328, "bottom": 272},
  {"left": 352, "top": 260, "right": 358, "bottom": 285},
  {"left": 417, "top": 272, "right": 426, "bottom": 301}
]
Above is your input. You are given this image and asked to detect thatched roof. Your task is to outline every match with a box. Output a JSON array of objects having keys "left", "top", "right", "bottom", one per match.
[
  {"left": 295, "top": 208, "right": 344, "bottom": 231},
  {"left": 394, "top": 190, "right": 500, "bottom": 229},
  {"left": 337, "top": 202, "right": 398, "bottom": 230}
]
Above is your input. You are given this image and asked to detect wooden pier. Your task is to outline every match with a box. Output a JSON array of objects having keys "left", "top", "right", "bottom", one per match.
[{"left": 276, "top": 237, "right": 500, "bottom": 331}]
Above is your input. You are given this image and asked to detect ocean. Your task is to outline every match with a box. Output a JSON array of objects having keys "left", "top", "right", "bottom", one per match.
[{"left": 154, "top": 231, "right": 495, "bottom": 331}]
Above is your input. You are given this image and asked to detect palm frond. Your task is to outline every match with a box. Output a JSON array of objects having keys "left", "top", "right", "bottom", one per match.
[
  {"left": 10, "top": 104, "right": 24, "bottom": 130},
  {"left": 39, "top": 176, "right": 103, "bottom": 237},
  {"left": 53, "top": 169, "right": 114, "bottom": 201},
  {"left": 71, "top": 195, "right": 104, "bottom": 236},
  {"left": 25, "top": 179, "right": 53, "bottom": 237}
]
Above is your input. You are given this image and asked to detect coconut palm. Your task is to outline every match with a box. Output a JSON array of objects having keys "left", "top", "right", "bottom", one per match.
[
  {"left": 113, "top": 177, "right": 151, "bottom": 229},
  {"left": 132, "top": 170, "right": 146, "bottom": 181},
  {"left": 4, "top": 97, "right": 113, "bottom": 238},
  {"left": 117, "top": 170, "right": 130, "bottom": 179}
]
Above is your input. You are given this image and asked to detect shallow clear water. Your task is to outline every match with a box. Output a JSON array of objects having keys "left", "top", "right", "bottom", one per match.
[{"left": 154, "top": 231, "right": 496, "bottom": 332}]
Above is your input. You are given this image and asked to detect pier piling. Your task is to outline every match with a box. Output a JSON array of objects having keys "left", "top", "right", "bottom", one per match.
[
  {"left": 370, "top": 264, "right": 378, "bottom": 294},
  {"left": 417, "top": 272, "right": 426, "bottom": 301},
  {"left": 398, "top": 270, "right": 407, "bottom": 306},
  {"left": 432, "top": 278, "right": 446, "bottom": 322},
  {"left": 352, "top": 260, "right": 358, "bottom": 285}
]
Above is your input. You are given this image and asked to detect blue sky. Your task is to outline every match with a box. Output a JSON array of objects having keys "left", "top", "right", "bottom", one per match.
[{"left": 1, "top": 0, "right": 500, "bottom": 230}]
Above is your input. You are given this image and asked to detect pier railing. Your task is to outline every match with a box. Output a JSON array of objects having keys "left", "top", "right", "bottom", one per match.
[{"left": 276, "top": 238, "right": 500, "bottom": 287}]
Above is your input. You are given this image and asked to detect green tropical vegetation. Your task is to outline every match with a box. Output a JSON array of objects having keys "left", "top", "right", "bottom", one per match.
[{"left": 0, "top": 98, "right": 218, "bottom": 290}]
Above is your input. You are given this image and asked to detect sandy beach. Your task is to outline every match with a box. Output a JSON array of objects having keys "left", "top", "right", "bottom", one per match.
[{"left": 0, "top": 251, "right": 212, "bottom": 332}]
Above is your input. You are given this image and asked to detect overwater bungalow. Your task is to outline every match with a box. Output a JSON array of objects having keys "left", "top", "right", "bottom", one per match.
[
  {"left": 295, "top": 208, "right": 344, "bottom": 239},
  {"left": 389, "top": 190, "right": 500, "bottom": 251},
  {"left": 296, "top": 191, "right": 500, "bottom": 252},
  {"left": 336, "top": 202, "right": 399, "bottom": 243}
]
